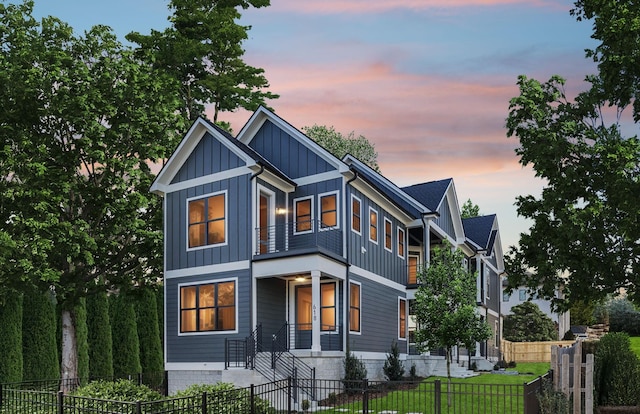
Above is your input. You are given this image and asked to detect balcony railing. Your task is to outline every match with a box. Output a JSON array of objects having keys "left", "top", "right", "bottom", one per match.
[{"left": 255, "top": 220, "right": 343, "bottom": 258}]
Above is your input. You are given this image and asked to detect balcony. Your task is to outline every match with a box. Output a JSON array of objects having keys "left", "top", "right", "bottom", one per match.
[{"left": 254, "top": 220, "right": 343, "bottom": 261}]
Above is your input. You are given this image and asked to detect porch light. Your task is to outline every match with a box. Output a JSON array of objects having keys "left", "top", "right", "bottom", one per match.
[
  {"left": 295, "top": 276, "right": 306, "bottom": 282},
  {"left": 276, "top": 208, "right": 288, "bottom": 215}
]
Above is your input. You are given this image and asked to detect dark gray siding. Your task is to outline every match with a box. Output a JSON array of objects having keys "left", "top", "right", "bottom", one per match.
[
  {"left": 434, "top": 198, "right": 455, "bottom": 239},
  {"left": 486, "top": 268, "right": 500, "bottom": 313},
  {"left": 346, "top": 188, "right": 407, "bottom": 285},
  {"left": 171, "top": 132, "right": 244, "bottom": 184},
  {"left": 249, "top": 120, "right": 334, "bottom": 179},
  {"left": 166, "top": 175, "right": 251, "bottom": 271},
  {"left": 165, "top": 269, "right": 251, "bottom": 363},
  {"left": 257, "top": 278, "right": 287, "bottom": 351},
  {"left": 348, "top": 274, "right": 406, "bottom": 353}
]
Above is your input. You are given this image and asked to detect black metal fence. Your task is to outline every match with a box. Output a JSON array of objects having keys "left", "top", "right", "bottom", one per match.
[{"left": 1, "top": 375, "right": 546, "bottom": 414}]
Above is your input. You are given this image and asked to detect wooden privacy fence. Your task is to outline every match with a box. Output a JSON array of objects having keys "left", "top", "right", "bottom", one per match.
[
  {"left": 551, "top": 341, "right": 594, "bottom": 414},
  {"left": 502, "top": 339, "right": 576, "bottom": 363}
]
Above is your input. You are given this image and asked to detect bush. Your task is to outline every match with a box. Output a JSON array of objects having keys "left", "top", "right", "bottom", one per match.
[
  {"left": 608, "top": 299, "right": 640, "bottom": 336},
  {"left": 73, "top": 379, "right": 164, "bottom": 412},
  {"left": 595, "top": 333, "right": 640, "bottom": 407},
  {"left": 0, "top": 293, "right": 23, "bottom": 383},
  {"left": 342, "top": 350, "right": 367, "bottom": 393},
  {"left": 383, "top": 340, "right": 405, "bottom": 381},
  {"left": 173, "top": 382, "right": 273, "bottom": 413},
  {"left": 537, "top": 378, "right": 570, "bottom": 414}
]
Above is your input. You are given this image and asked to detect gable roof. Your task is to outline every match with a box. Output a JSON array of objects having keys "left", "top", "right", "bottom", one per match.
[
  {"left": 401, "top": 179, "right": 452, "bottom": 212},
  {"left": 462, "top": 214, "right": 497, "bottom": 251}
]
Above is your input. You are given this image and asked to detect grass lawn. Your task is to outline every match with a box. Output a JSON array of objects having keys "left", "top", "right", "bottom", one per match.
[
  {"left": 506, "top": 362, "right": 550, "bottom": 377},
  {"left": 630, "top": 336, "right": 640, "bottom": 358}
]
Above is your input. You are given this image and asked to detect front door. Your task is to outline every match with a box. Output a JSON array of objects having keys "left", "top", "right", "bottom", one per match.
[
  {"left": 258, "top": 189, "right": 275, "bottom": 254},
  {"left": 295, "top": 285, "right": 312, "bottom": 349}
]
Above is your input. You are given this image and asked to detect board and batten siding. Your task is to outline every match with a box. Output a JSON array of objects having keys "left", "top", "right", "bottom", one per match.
[
  {"left": 256, "top": 278, "right": 287, "bottom": 351},
  {"left": 434, "top": 198, "right": 456, "bottom": 240},
  {"left": 165, "top": 269, "right": 251, "bottom": 363},
  {"left": 165, "top": 175, "right": 251, "bottom": 271},
  {"left": 248, "top": 120, "right": 334, "bottom": 179},
  {"left": 170, "top": 132, "right": 245, "bottom": 184},
  {"left": 349, "top": 274, "right": 406, "bottom": 353}
]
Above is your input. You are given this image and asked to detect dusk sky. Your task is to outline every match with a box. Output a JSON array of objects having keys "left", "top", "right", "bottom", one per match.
[{"left": 28, "top": 0, "right": 599, "bottom": 249}]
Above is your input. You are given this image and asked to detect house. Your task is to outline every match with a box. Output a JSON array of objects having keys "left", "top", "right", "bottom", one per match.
[{"left": 151, "top": 107, "right": 507, "bottom": 393}]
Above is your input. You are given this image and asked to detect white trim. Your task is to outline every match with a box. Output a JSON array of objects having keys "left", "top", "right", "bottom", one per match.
[
  {"left": 383, "top": 217, "right": 393, "bottom": 252},
  {"left": 164, "top": 261, "right": 250, "bottom": 279},
  {"left": 253, "top": 255, "right": 346, "bottom": 279},
  {"left": 293, "top": 195, "right": 314, "bottom": 235},
  {"left": 351, "top": 195, "right": 362, "bottom": 235},
  {"left": 165, "top": 362, "right": 226, "bottom": 371},
  {"left": 186, "top": 190, "right": 228, "bottom": 251},
  {"left": 368, "top": 207, "right": 379, "bottom": 245},
  {"left": 158, "top": 167, "right": 250, "bottom": 195},
  {"left": 257, "top": 185, "right": 277, "bottom": 254},
  {"left": 350, "top": 265, "right": 405, "bottom": 292},
  {"left": 295, "top": 171, "right": 344, "bottom": 186},
  {"left": 318, "top": 190, "right": 340, "bottom": 231},
  {"left": 177, "top": 277, "right": 239, "bottom": 336},
  {"left": 486, "top": 308, "right": 500, "bottom": 318},
  {"left": 349, "top": 281, "right": 362, "bottom": 335},
  {"left": 351, "top": 351, "right": 406, "bottom": 360},
  {"left": 397, "top": 227, "right": 406, "bottom": 260},
  {"left": 398, "top": 297, "right": 408, "bottom": 341}
]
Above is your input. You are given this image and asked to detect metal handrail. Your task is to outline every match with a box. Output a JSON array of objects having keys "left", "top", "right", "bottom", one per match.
[{"left": 255, "top": 220, "right": 342, "bottom": 256}]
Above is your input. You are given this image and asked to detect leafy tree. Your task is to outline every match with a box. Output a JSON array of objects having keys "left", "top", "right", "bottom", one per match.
[
  {"left": 0, "top": 292, "right": 23, "bottom": 383},
  {"left": 570, "top": 299, "right": 598, "bottom": 327},
  {"left": 22, "top": 289, "right": 59, "bottom": 381},
  {"left": 413, "top": 241, "right": 491, "bottom": 403},
  {"left": 87, "top": 291, "right": 114, "bottom": 379},
  {"left": 0, "top": 1, "right": 184, "bottom": 386},
  {"left": 110, "top": 293, "right": 142, "bottom": 379},
  {"left": 505, "top": 3, "right": 640, "bottom": 309},
  {"left": 383, "top": 340, "right": 405, "bottom": 381},
  {"left": 127, "top": 0, "right": 278, "bottom": 122},
  {"left": 135, "top": 288, "right": 164, "bottom": 380},
  {"left": 461, "top": 199, "right": 480, "bottom": 219},
  {"left": 503, "top": 302, "right": 557, "bottom": 342},
  {"left": 303, "top": 125, "right": 380, "bottom": 172}
]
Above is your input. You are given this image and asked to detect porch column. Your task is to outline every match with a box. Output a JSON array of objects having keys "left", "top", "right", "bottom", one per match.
[{"left": 311, "top": 270, "right": 321, "bottom": 351}]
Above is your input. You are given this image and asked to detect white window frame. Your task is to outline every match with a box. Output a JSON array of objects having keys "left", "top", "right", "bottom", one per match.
[
  {"left": 485, "top": 267, "right": 490, "bottom": 299},
  {"left": 186, "top": 190, "right": 228, "bottom": 252},
  {"left": 384, "top": 217, "right": 393, "bottom": 252},
  {"left": 177, "top": 277, "right": 239, "bottom": 336},
  {"left": 351, "top": 195, "right": 362, "bottom": 235},
  {"left": 318, "top": 190, "right": 340, "bottom": 231},
  {"left": 349, "top": 281, "right": 362, "bottom": 335},
  {"left": 293, "top": 195, "right": 314, "bottom": 235},
  {"left": 369, "top": 207, "right": 378, "bottom": 244},
  {"left": 502, "top": 290, "right": 510, "bottom": 302},
  {"left": 397, "top": 227, "right": 406, "bottom": 260},
  {"left": 398, "top": 297, "right": 407, "bottom": 341},
  {"left": 518, "top": 289, "right": 526, "bottom": 301}
]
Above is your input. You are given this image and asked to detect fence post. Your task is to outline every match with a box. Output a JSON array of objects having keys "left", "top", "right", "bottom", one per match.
[
  {"left": 136, "top": 401, "right": 142, "bottom": 414},
  {"left": 164, "top": 371, "right": 169, "bottom": 397},
  {"left": 0, "top": 383, "right": 3, "bottom": 408},
  {"left": 585, "top": 353, "right": 594, "bottom": 414},
  {"left": 224, "top": 338, "right": 228, "bottom": 369},
  {"left": 362, "top": 379, "right": 368, "bottom": 414},
  {"left": 57, "top": 391, "right": 64, "bottom": 414},
  {"left": 288, "top": 376, "right": 292, "bottom": 414},
  {"left": 251, "top": 384, "right": 256, "bottom": 414},
  {"left": 573, "top": 341, "right": 582, "bottom": 414},
  {"left": 138, "top": 373, "right": 143, "bottom": 387},
  {"left": 434, "top": 380, "right": 441, "bottom": 414}
]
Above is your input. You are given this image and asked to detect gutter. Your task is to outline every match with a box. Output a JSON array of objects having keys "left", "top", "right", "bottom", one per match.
[{"left": 344, "top": 169, "right": 358, "bottom": 353}]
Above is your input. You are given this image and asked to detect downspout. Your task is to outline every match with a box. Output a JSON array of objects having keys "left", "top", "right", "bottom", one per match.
[
  {"left": 250, "top": 163, "right": 265, "bottom": 337},
  {"left": 345, "top": 169, "right": 358, "bottom": 353}
]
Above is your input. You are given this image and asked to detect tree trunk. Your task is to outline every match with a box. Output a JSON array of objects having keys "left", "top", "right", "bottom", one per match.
[
  {"left": 60, "top": 309, "right": 78, "bottom": 393},
  {"left": 446, "top": 347, "right": 452, "bottom": 407}
]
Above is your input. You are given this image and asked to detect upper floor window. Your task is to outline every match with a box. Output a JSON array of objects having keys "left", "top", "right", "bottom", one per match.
[
  {"left": 397, "top": 228, "right": 405, "bottom": 259},
  {"left": 399, "top": 298, "right": 407, "bottom": 340},
  {"left": 408, "top": 255, "right": 419, "bottom": 284},
  {"left": 351, "top": 196, "right": 361, "bottom": 234},
  {"left": 384, "top": 218, "right": 392, "bottom": 252},
  {"left": 369, "top": 208, "right": 378, "bottom": 244},
  {"left": 319, "top": 192, "right": 338, "bottom": 229},
  {"left": 188, "top": 192, "right": 226, "bottom": 248},
  {"left": 180, "top": 280, "right": 236, "bottom": 333},
  {"left": 349, "top": 282, "right": 361, "bottom": 333},
  {"left": 294, "top": 196, "right": 313, "bottom": 234},
  {"left": 502, "top": 291, "right": 510, "bottom": 302},
  {"left": 518, "top": 289, "right": 526, "bottom": 301}
]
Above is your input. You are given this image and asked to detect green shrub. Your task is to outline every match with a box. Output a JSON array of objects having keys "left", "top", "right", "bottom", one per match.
[
  {"left": 537, "top": 378, "right": 570, "bottom": 414},
  {"left": 87, "top": 291, "right": 113, "bottom": 379},
  {"left": 342, "top": 350, "right": 367, "bottom": 393},
  {"left": 134, "top": 288, "right": 163, "bottom": 385},
  {"left": 383, "top": 340, "right": 405, "bottom": 381},
  {"left": 109, "top": 293, "right": 141, "bottom": 378},
  {"left": 173, "top": 382, "right": 273, "bottom": 413},
  {"left": 72, "top": 378, "right": 164, "bottom": 413},
  {"left": 22, "top": 289, "right": 59, "bottom": 381},
  {"left": 595, "top": 332, "right": 640, "bottom": 407},
  {"left": 0, "top": 292, "right": 23, "bottom": 383}
]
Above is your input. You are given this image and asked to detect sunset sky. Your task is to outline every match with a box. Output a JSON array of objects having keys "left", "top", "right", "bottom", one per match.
[{"left": 29, "top": 0, "right": 599, "bottom": 249}]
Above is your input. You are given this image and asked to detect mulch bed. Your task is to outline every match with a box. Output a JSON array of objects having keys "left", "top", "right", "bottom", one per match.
[{"left": 317, "top": 379, "right": 424, "bottom": 407}]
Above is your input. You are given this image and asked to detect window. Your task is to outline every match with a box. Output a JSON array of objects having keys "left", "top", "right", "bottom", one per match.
[
  {"left": 349, "top": 282, "right": 361, "bottom": 333},
  {"left": 180, "top": 281, "right": 236, "bottom": 333},
  {"left": 351, "top": 196, "right": 361, "bottom": 234},
  {"left": 494, "top": 321, "right": 499, "bottom": 347},
  {"left": 294, "top": 197, "right": 313, "bottom": 234},
  {"left": 319, "top": 192, "right": 338, "bottom": 229},
  {"left": 384, "top": 218, "right": 392, "bottom": 251},
  {"left": 485, "top": 267, "right": 490, "bottom": 299},
  {"left": 188, "top": 193, "right": 226, "bottom": 248},
  {"left": 408, "top": 255, "right": 419, "bottom": 284},
  {"left": 321, "top": 283, "right": 336, "bottom": 331},
  {"left": 399, "top": 298, "right": 407, "bottom": 339},
  {"left": 397, "top": 228, "right": 405, "bottom": 258},
  {"left": 369, "top": 208, "right": 378, "bottom": 244},
  {"left": 502, "top": 291, "right": 510, "bottom": 302},
  {"left": 518, "top": 289, "right": 526, "bottom": 301}
]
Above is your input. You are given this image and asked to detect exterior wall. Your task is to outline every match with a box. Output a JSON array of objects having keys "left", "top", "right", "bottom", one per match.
[
  {"left": 434, "top": 197, "right": 455, "bottom": 239},
  {"left": 256, "top": 278, "right": 287, "bottom": 351},
  {"left": 165, "top": 269, "right": 251, "bottom": 363},
  {"left": 502, "top": 286, "right": 570, "bottom": 338}
]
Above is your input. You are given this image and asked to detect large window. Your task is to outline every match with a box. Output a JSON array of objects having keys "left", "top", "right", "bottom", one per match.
[
  {"left": 349, "top": 282, "right": 361, "bottom": 333},
  {"left": 399, "top": 298, "right": 407, "bottom": 339},
  {"left": 369, "top": 208, "right": 378, "bottom": 244},
  {"left": 384, "top": 218, "right": 392, "bottom": 252},
  {"left": 397, "top": 228, "right": 405, "bottom": 258},
  {"left": 188, "top": 193, "right": 226, "bottom": 248},
  {"left": 294, "top": 197, "right": 313, "bottom": 234},
  {"left": 321, "top": 283, "right": 336, "bottom": 331},
  {"left": 319, "top": 192, "right": 338, "bottom": 229},
  {"left": 408, "top": 255, "right": 419, "bottom": 284},
  {"left": 180, "top": 281, "right": 236, "bottom": 333},
  {"left": 351, "top": 196, "right": 361, "bottom": 234}
]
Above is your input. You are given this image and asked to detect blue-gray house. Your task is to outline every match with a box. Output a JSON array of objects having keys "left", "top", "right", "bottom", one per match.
[{"left": 151, "top": 107, "right": 505, "bottom": 393}]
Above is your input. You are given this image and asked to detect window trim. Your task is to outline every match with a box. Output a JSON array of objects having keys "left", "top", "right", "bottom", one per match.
[
  {"left": 398, "top": 297, "right": 407, "bottom": 340},
  {"left": 186, "top": 190, "right": 228, "bottom": 251},
  {"left": 320, "top": 281, "right": 337, "bottom": 332},
  {"left": 397, "top": 227, "right": 405, "bottom": 259},
  {"left": 502, "top": 290, "right": 510, "bottom": 302},
  {"left": 178, "top": 277, "right": 238, "bottom": 336},
  {"left": 349, "top": 281, "right": 362, "bottom": 334},
  {"left": 351, "top": 195, "right": 362, "bottom": 235},
  {"left": 518, "top": 289, "right": 526, "bottom": 301},
  {"left": 408, "top": 253, "right": 420, "bottom": 285},
  {"left": 318, "top": 190, "right": 340, "bottom": 231},
  {"left": 293, "top": 196, "right": 314, "bottom": 235},
  {"left": 384, "top": 217, "right": 393, "bottom": 252},
  {"left": 369, "top": 207, "right": 378, "bottom": 244}
]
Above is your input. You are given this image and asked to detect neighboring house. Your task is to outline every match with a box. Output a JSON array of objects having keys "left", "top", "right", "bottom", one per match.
[
  {"left": 151, "top": 107, "right": 508, "bottom": 393},
  {"left": 501, "top": 280, "right": 570, "bottom": 339}
]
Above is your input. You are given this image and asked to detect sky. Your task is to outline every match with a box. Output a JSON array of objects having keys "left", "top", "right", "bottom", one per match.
[{"left": 28, "top": 0, "right": 599, "bottom": 249}]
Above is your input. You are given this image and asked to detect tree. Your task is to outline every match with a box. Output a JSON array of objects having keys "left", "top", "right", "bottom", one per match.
[
  {"left": 413, "top": 241, "right": 491, "bottom": 404},
  {"left": 86, "top": 291, "right": 113, "bottom": 379},
  {"left": 22, "top": 289, "right": 59, "bottom": 381},
  {"left": 110, "top": 293, "right": 142, "bottom": 379},
  {"left": 383, "top": 340, "right": 405, "bottom": 381},
  {"left": 135, "top": 288, "right": 164, "bottom": 380},
  {"left": 0, "top": 292, "right": 23, "bottom": 383},
  {"left": 503, "top": 302, "right": 557, "bottom": 342},
  {"left": 0, "top": 2, "right": 184, "bottom": 387},
  {"left": 127, "top": 0, "right": 278, "bottom": 122},
  {"left": 461, "top": 199, "right": 480, "bottom": 219},
  {"left": 303, "top": 125, "right": 380, "bottom": 172},
  {"left": 505, "top": 3, "right": 640, "bottom": 309}
]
